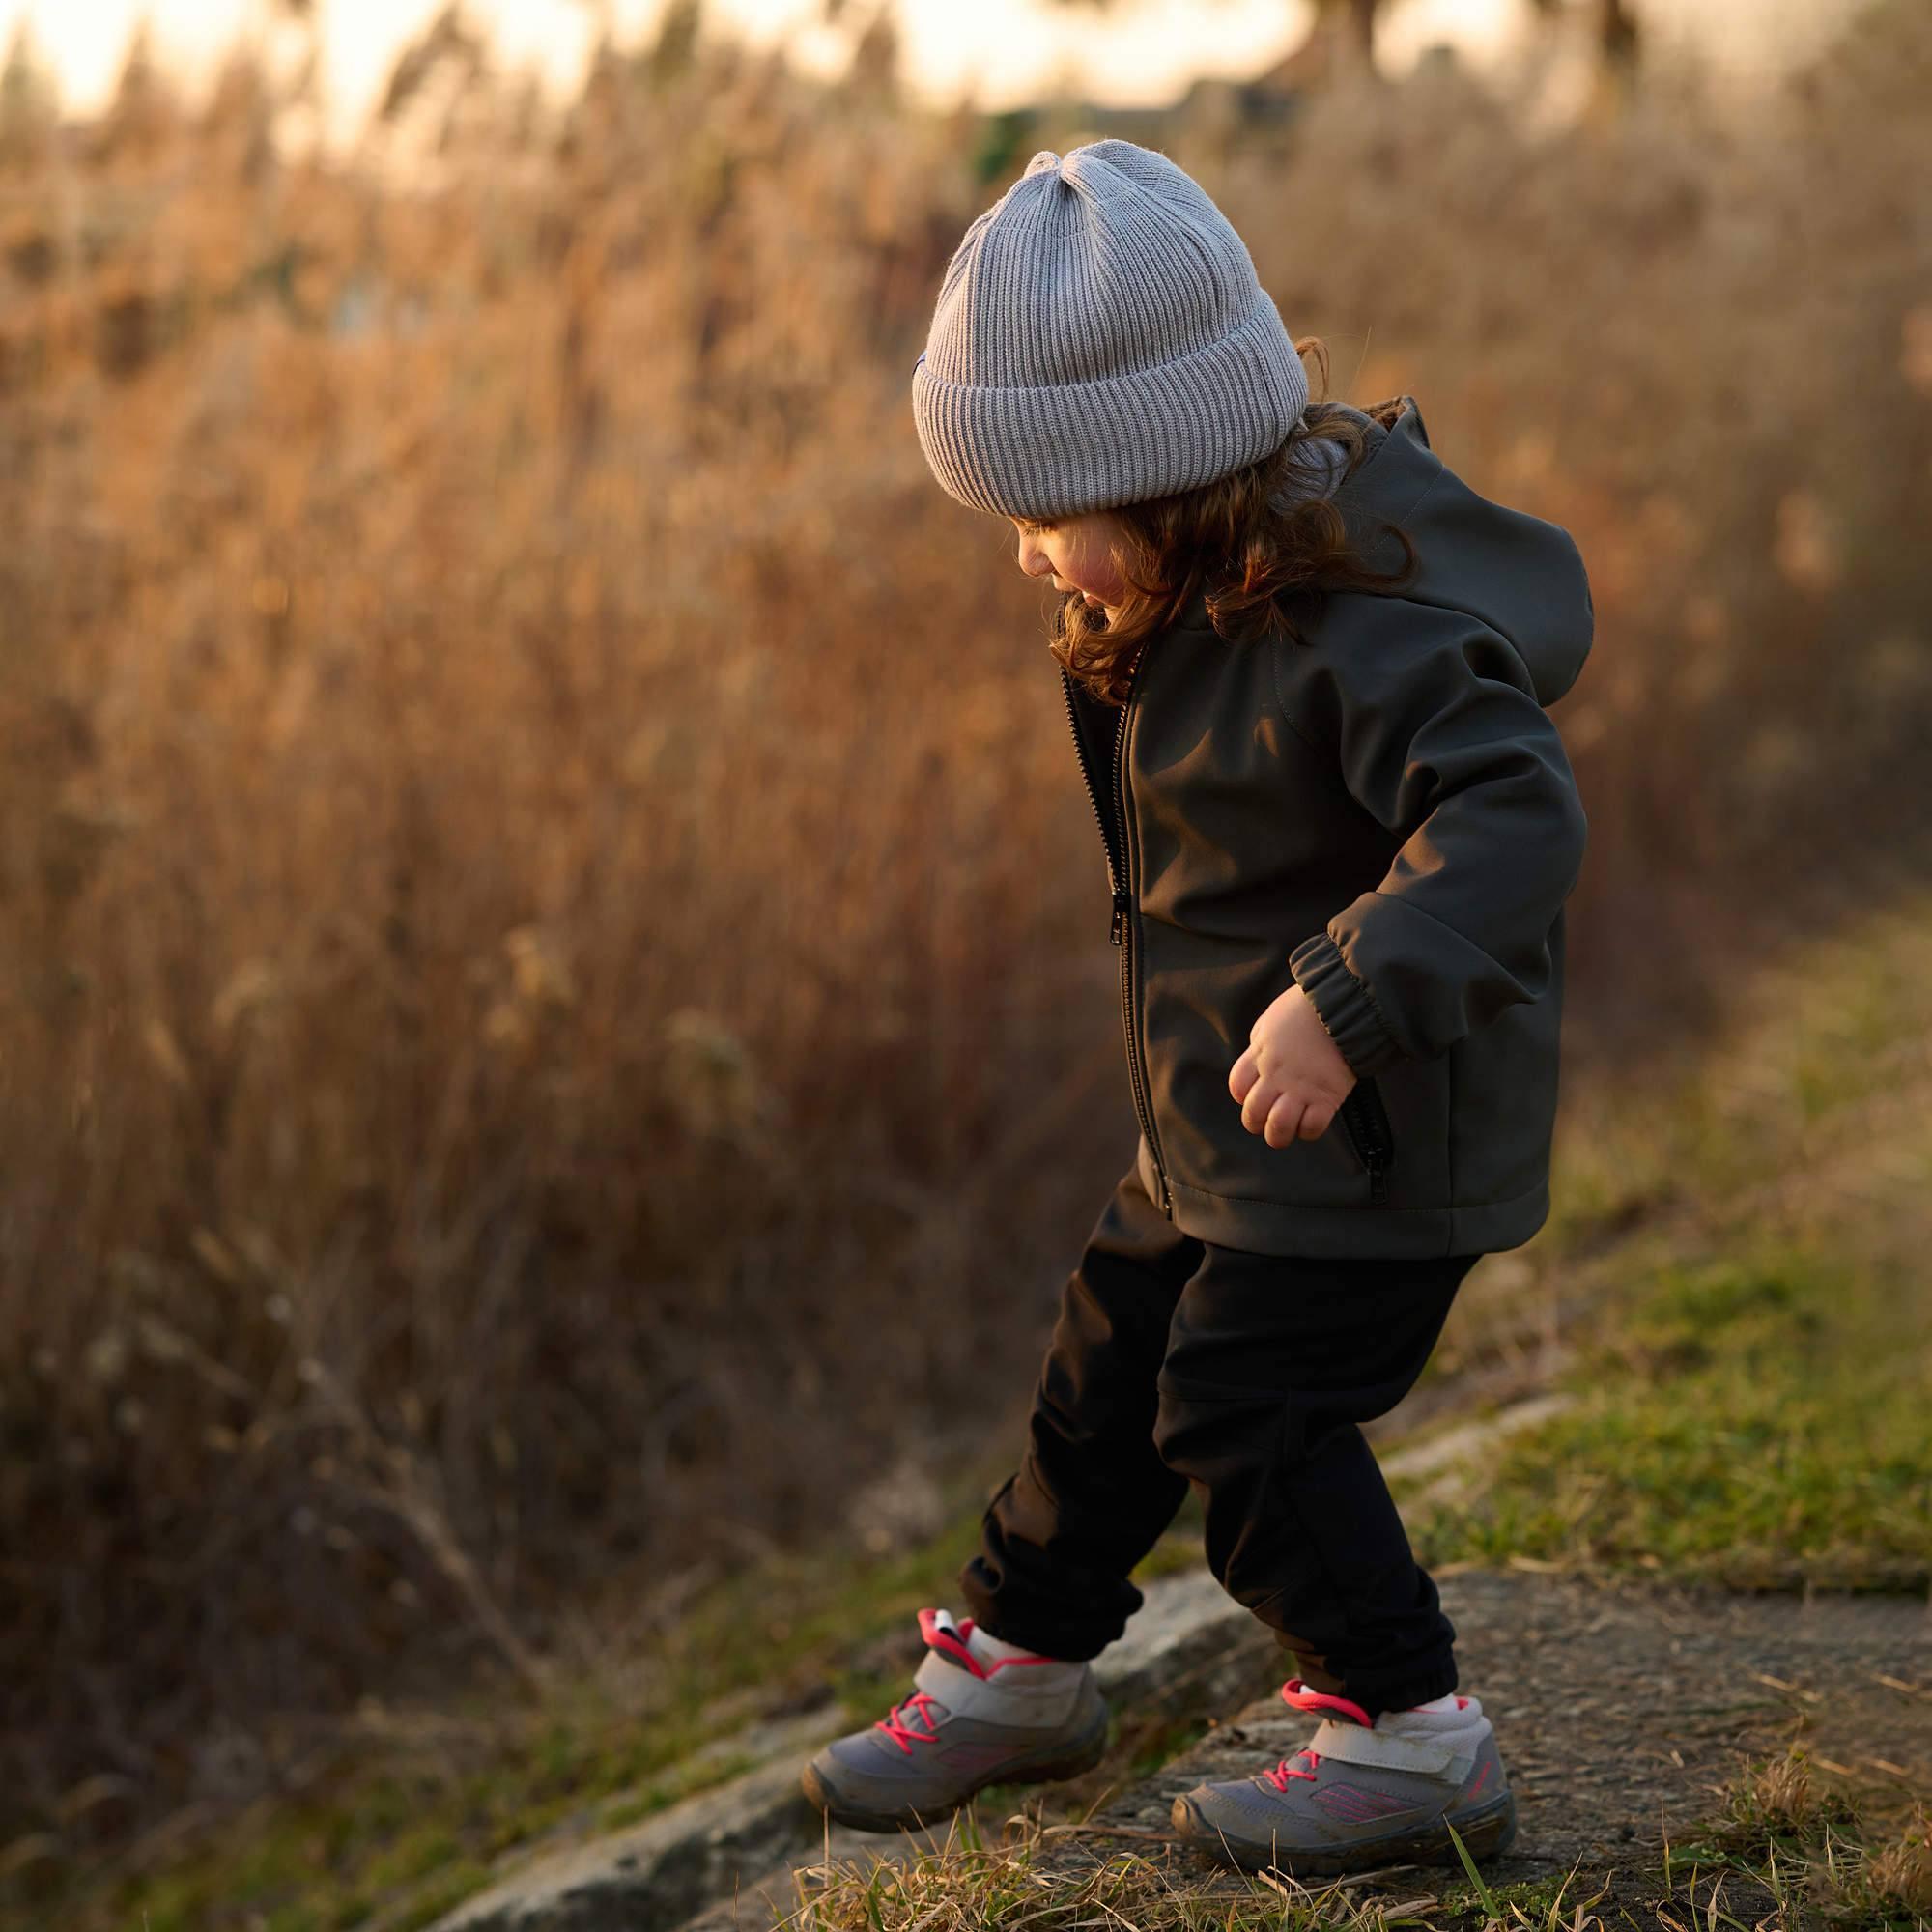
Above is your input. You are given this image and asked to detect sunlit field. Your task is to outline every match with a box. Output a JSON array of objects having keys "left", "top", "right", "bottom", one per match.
[{"left": 1, "top": 0, "right": 1927, "bottom": 1867}]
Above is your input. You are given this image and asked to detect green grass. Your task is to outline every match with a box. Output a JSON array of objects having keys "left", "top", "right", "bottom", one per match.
[
  {"left": 9, "top": 1466, "right": 1020, "bottom": 1932},
  {"left": 28, "top": 896, "right": 1932, "bottom": 1932},
  {"left": 12, "top": 1413, "right": 1203, "bottom": 1930},
  {"left": 1401, "top": 895, "right": 1932, "bottom": 1593},
  {"left": 1407, "top": 1244, "right": 1932, "bottom": 1588},
  {"left": 15, "top": 1458, "right": 1212, "bottom": 1932},
  {"left": 785, "top": 1747, "right": 1931, "bottom": 1931},
  {"left": 1436, "top": 1868, "right": 1594, "bottom": 1924}
]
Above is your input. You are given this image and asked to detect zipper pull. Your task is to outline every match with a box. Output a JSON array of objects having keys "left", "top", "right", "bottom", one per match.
[
  {"left": 1363, "top": 1154, "right": 1390, "bottom": 1207},
  {"left": 1111, "top": 891, "right": 1128, "bottom": 946}
]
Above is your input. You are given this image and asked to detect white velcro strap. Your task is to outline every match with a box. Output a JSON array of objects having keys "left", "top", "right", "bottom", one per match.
[
  {"left": 912, "top": 1648, "right": 982, "bottom": 1701},
  {"left": 911, "top": 1647, "right": 1081, "bottom": 1725},
  {"left": 1306, "top": 1719, "right": 1473, "bottom": 1780}
]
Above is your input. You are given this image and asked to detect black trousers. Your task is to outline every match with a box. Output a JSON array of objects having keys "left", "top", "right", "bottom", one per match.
[{"left": 960, "top": 1160, "right": 1477, "bottom": 1719}]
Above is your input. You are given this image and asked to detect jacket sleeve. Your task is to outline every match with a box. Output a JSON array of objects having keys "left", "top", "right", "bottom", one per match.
[{"left": 1278, "top": 600, "right": 1589, "bottom": 1079}]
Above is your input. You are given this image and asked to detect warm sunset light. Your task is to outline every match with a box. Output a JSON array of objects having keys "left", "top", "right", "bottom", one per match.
[
  {"left": 3, "top": 0, "right": 1924, "bottom": 1922},
  {"left": 0, "top": 0, "right": 1882, "bottom": 148}
]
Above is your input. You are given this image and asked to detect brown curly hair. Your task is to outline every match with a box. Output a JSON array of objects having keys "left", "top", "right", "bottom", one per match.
[{"left": 1037, "top": 345, "right": 1421, "bottom": 706}]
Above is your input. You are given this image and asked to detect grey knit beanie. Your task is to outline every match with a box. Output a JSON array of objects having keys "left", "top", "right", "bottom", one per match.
[{"left": 911, "top": 140, "right": 1310, "bottom": 522}]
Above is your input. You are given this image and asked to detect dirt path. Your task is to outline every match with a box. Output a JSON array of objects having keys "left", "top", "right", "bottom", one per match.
[
  {"left": 684, "top": 1571, "right": 1931, "bottom": 1929},
  {"left": 1059, "top": 1570, "right": 1932, "bottom": 1893}
]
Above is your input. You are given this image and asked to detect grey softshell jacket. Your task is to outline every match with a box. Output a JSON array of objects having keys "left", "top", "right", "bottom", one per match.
[{"left": 1065, "top": 396, "right": 1593, "bottom": 1258}]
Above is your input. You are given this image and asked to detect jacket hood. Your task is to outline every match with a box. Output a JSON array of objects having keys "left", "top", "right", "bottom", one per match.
[{"left": 1315, "top": 398, "right": 1594, "bottom": 707}]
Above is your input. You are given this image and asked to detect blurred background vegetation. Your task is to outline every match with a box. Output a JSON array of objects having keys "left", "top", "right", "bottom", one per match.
[{"left": 0, "top": 0, "right": 1928, "bottom": 1916}]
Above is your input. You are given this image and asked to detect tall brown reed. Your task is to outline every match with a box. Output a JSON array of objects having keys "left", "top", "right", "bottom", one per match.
[{"left": 0, "top": 0, "right": 1927, "bottom": 1852}]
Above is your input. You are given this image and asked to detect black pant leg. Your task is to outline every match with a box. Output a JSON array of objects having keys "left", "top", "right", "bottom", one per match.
[
  {"left": 958, "top": 1162, "right": 1200, "bottom": 1662},
  {"left": 1151, "top": 1247, "right": 1477, "bottom": 1719}
]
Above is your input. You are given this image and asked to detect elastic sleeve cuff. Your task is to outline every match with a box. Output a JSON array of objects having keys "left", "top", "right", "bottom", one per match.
[{"left": 1289, "top": 931, "right": 1406, "bottom": 1079}]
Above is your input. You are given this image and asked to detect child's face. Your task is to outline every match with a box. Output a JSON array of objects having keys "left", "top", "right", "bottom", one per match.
[{"left": 1009, "top": 512, "right": 1128, "bottom": 616}]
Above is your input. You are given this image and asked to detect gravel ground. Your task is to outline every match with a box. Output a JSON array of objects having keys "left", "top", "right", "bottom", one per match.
[
  {"left": 687, "top": 1570, "right": 1932, "bottom": 1928},
  {"left": 1064, "top": 1568, "right": 1932, "bottom": 1890}
]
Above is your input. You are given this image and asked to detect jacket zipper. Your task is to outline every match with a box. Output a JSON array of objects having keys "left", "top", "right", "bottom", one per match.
[
  {"left": 1336, "top": 1080, "right": 1396, "bottom": 1206},
  {"left": 1060, "top": 660, "right": 1172, "bottom": 1216}
]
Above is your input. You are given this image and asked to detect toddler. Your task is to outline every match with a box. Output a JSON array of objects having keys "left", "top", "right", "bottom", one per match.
[{"left": 801, "top": 140, "right": 1591, "bottom": 1877}]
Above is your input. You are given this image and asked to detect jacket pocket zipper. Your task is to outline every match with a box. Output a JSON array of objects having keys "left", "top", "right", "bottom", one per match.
[{"left": 1336, "top": 1080, "right": 1396, "bottom": 1206}]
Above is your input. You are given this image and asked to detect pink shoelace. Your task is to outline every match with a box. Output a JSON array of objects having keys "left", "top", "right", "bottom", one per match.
[
  {"left": 872, "top": 1606, "right": 1064, "bottom": 1756},
  {"left": 1263, "top": 1677, "right": 1469, "bottom": 1790},
  {"left": 876, "top": 1689, "right": 943, "bottom": 1752}
]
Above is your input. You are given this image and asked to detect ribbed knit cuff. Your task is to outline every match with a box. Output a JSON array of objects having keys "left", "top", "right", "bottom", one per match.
[
  {"left": 1288, "top": 932, "right": 1405, "bottom": 1079},
  {"left": 911, "top": 291, "right": 1308, "bottom": 522}
]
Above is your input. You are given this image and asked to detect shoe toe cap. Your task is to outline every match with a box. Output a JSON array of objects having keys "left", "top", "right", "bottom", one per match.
[
  {"left": 1173, "top": 1781, "right": 1278, "bottom": 1840},
  {"left": 1172, "top": 1791, "right": 1210, "bottom": 1835},
  {"left": 806, "top": 1734, "right": 959, "bottom": 1817}
]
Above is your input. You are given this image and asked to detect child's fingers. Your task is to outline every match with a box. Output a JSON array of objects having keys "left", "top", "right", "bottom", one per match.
[
  {"left": 1228, "top": 1050, "right": 1256, "bottom": 1104},
  {"left": 1264, "top": 1095, "right": 1307, "bottom": 1148},
  {"left": 1297, "top": 1099, "right": 1337, "bottom": 1142}
]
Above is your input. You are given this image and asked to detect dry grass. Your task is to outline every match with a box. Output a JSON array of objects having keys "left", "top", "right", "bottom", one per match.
[
  {"left": 1, "top": 0, "right": 1930, "bottom": 1867},
  {"left": 777, "top": 1803, "right": 1523, "bottom": 1932},
  {"left": 1711, "top": 1747, "right": 1863, "bottom": 1858},
  {"left": 1847, "top": 1812, "right": 1932, "bottom": 1928},
  {"left": 775, "top": 1750, "right": 1931, "bottom": 1932},
  {"left": 1697, "top": 1748, "right": 1932, "bottom": 1930}
]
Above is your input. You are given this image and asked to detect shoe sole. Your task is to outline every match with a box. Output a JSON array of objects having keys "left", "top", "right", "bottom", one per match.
[
  {"left": 1172, "top": 1787, "right": 1518, "bottom": 1878},
  {"left": 801, "top": 1710, "right": 1112, "bottom": 1834}
]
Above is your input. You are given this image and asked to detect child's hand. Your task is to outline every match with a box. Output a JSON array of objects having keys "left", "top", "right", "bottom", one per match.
[{"left": 1229, "top": 985, "right": 1357, "bottom": 1148}]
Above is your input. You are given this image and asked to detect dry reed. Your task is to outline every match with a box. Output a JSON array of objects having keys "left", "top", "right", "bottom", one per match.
[{"left": 0, "top": 0, "right": 1927, "bottom": 1852}]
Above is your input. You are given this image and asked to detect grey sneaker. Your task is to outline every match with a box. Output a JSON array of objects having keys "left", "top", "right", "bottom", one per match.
[
  {"left": 1173, "top": 1677, "right": 1517, "bottom": 1877},
  {"left": 801, "top": 1607, "right": 1110, "bottom": 1833}
]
